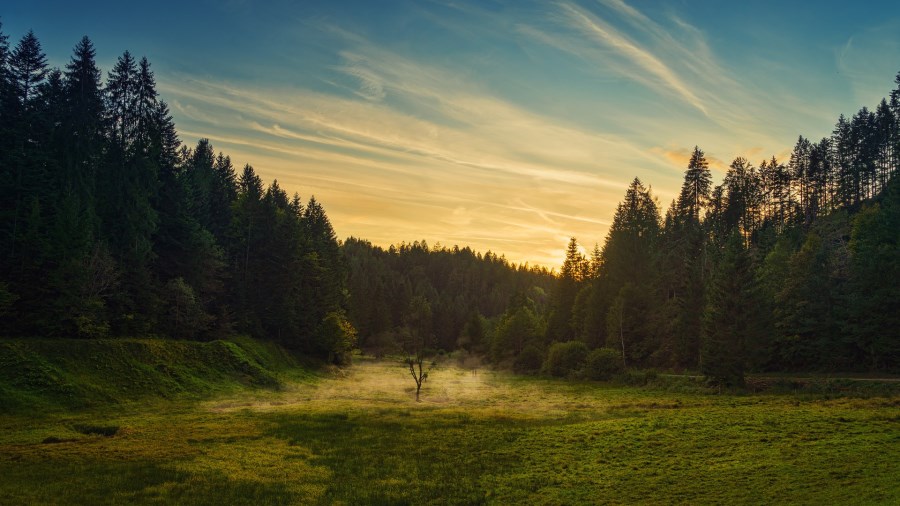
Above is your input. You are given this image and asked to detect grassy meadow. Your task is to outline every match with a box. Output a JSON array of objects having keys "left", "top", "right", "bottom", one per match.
[{"left": 1, "top": 354, "right": 899, "bottom": 505}]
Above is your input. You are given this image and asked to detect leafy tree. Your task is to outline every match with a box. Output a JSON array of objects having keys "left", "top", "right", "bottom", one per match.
[
  {"left": 584, "top": 347, "right": 623, "bottom": 380},
  {"left": 458, "top": 311, "right": 487, "bottom": 354},
  {"left": 513, "top": 344, "right": 544, "bottom": 374},
  {"left": 318, "top": 310, "right": 357, "bottom": 365},
  {"left": 542, "top": 340, "right": 588, "bottom": 377},
  {"left": 491, "top": 304, "right": 541, "bottom": 363}
]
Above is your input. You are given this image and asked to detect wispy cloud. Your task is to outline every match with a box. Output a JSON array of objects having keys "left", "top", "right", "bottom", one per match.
[
  {"left": 557, "top": 2, "right": 708, "bottom": 116},
  {"left": 159, "top": 34, "right": 656, "bottom": 268},
  {"left": 335, "top": 52, "right": 387, "bottom": 101},
  {"left": 156, "top": 0, "right": 893, "bottom": 268},
  {"left": 836, "top": 20, "right": 900, "bottom": 106},
  {"left": 516, "top": 0, "right": 835, "bottom": 158}
]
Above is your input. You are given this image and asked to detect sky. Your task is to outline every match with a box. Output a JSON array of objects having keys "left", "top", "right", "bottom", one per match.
[{"left": 4, "top": 0, "right": 900, "bottom": 268}]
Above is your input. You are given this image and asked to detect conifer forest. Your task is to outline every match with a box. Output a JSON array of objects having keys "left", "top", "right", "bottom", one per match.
[
  {"left": 2, "top": 27, "right": 897, "bottom": 381},
  {"left": 1, "top": 16, "right": 899, "bottom": 505}
]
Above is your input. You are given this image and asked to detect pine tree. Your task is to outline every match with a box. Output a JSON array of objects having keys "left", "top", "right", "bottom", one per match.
[
  {"left": 60, "top": 36, "right": 104, "bottom": 244},
  {"left": 847, "top": 179, "right": 900, "bottom": 370},
  {"left": 134, "top": 57, "right": 157, "bottom": 153},
  {"left": 546, "top": 237, "right": 585, "bottom": 342},
  {"left": 8, "top": 31, "right": 47, "bottom": 108},
  {"left": 832, "top": 115, "right": 856, "bottom": 209},
  {"left": 702, "top": 233, "right": 759, "bottom": 387},
  {"left": 676, "top": 146, "right": 712, "bottom": 221},
  {"left": 105, "top": 51, "right": 138, "bottom": 151},
  {"left": 99, "top": 51, "right": 160, "bottom": 334},
  {"left": 723, "top": 157, "right": 763, "bottom": 241},
  {"left": 0, "top": 21, "right": 10, "bottom": 114},
  {"left": 599, "top": 178, "right": 661, "bottom": 366},
  {"left": 4, "top": 31, "right": 49, "bottom": 247}
]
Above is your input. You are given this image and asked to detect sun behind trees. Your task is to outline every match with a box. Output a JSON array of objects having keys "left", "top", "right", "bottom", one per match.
[
  {"left": 0, "top": 24, "right": 898, "bottom": 385},
  {"left": 344, "top": 72, "right": 900, "bottom": 385},
  {"left": 534, "top": 70, "right": 900, "bottom": 383}
]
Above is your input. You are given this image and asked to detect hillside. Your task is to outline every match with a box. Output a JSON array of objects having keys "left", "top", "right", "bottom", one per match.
[{"left": 0, "top": 337, "right": 303, "bottom": 413}]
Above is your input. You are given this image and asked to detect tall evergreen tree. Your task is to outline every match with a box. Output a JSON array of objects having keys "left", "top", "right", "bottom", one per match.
[
  {"left": 99, "top": 51, "right": 160, "bottom": 334},
  {"left": 599, "top": 178, "right": 661, "bottom": 364},
  {"left": 8, "top": 31, "right": 47, "bottom": 107},
  {"left": 702, "top": 233, "right": 759, "bottom": 387},
  {"left": 546, "top": 237, "right": 585, "bottom": 342},
  {"left": 676, "top": 146, "right": 712, "bottom": 221},
  {"left": 846, "top": 179, "right": 900, "bottom": 371}
]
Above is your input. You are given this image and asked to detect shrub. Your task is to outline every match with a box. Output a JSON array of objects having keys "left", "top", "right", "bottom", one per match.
[
  {"left": 584, "top": 347, "right": 623, "bottom": 380},
  {"left": 616, "top": 369, "right": 660, "bottom": 386},
  {"left": 542, "top": 341, "right": 589, "bottom": 377},
  {"left": 513, "top": 345, "right": 544, "bottom": 374},
  {"left": 318, "top": 311, "right": 357, "bottom": 365}
]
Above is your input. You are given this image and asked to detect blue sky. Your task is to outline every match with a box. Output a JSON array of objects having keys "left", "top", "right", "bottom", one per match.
[{"left": 5, "top": 0, "right": 900, "bottom": 267}]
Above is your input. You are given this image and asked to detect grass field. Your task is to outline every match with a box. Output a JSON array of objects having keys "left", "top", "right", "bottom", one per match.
[{"left": 1, "top": 356, "right": 898, "bottom": 505}]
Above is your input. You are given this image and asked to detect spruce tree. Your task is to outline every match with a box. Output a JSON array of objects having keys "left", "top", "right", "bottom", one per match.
[
  {"left": 599, "top": 178, "right": 661, "bottom": 366},
  {"left": 61, "top": 36, "right": 104, "bottom": 245},
  {"left": 847, "top": 179, "right": 900, "bottom": 371},
  {"left": 546, "top": 237, "right": 585, "bottom": 342},
  {"left": 676, "top": 146, "right": 712, "bottom": 221},
  {"left": 702, "top": 233, "right": 758, "bottom": 387}
]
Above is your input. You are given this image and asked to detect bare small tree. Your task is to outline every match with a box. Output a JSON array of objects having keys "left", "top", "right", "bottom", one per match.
[
  {"left": 402, "top": 295, "right": 433, "bottom": 402},
  {"left": 406, "top": 353, "right": 429, "bottom": 402}
]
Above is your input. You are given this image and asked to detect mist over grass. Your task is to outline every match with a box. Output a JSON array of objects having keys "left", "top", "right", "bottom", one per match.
[{"left": 1, "top": 357, "right": 898, "bottom": 504}]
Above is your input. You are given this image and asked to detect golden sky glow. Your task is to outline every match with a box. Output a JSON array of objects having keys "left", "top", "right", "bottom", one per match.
[{"left": 15, "top": 0, "right": 896, "bottom": 268}]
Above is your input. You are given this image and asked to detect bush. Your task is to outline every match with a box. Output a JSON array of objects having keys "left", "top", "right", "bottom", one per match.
[
  {"left": 542, "top": 341, "right": 589, "bottom": 377},
  {"left": 513, "top": 345, "right": 544, "bottom": 374},
  {"left": 584, "top": 347, "right": 623, "bottom": 380},
  {"left": 616, "top": 369, "right": 660, "bottom": 386},
  {"left": 318, "top": 311, "right": 357, "bottom": 365}
]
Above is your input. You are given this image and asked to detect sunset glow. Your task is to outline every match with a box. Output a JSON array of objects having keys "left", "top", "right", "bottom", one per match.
[{"left": 8, "top": 0, "right": 899, "bottom": 267}]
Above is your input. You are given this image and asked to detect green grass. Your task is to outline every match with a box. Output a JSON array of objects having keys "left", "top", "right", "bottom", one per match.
[
  {"left": 1, "top": 356, "right": 898, "bottom": 504},
  {"left": 0, "top": 336, "right": 304, "bottom": 412}
]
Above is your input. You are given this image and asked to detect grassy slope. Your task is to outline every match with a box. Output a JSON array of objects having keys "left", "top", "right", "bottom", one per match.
[
  {"left": 1, "top": 356, "right": 898, "bottom": 505},
  {"left": 0, "top": 336, "right": 302, "bottom": 412}
]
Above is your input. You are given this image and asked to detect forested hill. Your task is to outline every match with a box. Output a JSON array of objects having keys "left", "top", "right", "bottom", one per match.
[
  {"left": 342, "top": 238, "right": 554, "bottom": 355},
  {"left": 540, "top": 74, "right": 900, "bottom": 381},
  {"left": 0, "top": 29, "right": 354, "bottom": 361},
  {"left": 0, "top": 27, "right": 897, "bottom": 380}
]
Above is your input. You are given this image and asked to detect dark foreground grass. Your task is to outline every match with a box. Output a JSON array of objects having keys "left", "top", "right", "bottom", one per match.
[{"left": 1, "top": 359, "right": 898, "bottom": 505}]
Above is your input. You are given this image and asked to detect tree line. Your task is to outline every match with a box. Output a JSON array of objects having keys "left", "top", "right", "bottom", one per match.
[
  {"left": 342, "top": 73, "right": 900, "bottom": 383},
  {"left": 342, "top": 238, "right": 554, "bottom": 357},
  {"left": 0, "top": 27, "right": 354, "bottom": 362},
  {"left": 1, "top": 25, "right": 897, "bottom": 381},
  {"left": 541, "top": 74, "right": 900, "bottom": 383}
]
